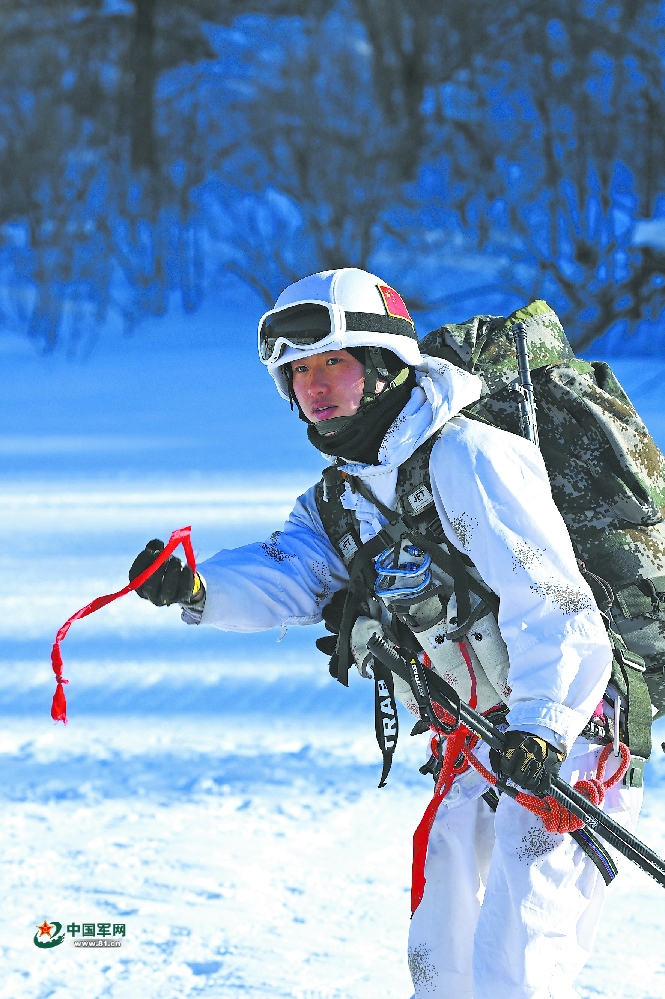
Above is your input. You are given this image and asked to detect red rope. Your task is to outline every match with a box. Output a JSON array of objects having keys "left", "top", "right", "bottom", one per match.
[
  {"left": 50, "top": 526, "right": 196, "bottom": 724},
  {"left": 411, "top": 642, "right": 631, "bottom": 914},
  {"left": 464, "top": 740, "right": 630, "bottom": 834}
]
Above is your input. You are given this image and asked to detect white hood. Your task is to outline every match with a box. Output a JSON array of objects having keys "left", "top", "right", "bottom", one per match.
[{"left": 338, "top": 356, "right": 482, "bottom": 479}]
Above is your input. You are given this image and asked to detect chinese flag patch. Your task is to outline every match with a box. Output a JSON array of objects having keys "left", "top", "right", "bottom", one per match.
[{"left": 377, "top": 284, "right": 413, "bottom": 324}]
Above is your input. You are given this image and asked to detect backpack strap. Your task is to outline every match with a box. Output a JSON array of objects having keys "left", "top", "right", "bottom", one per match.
[
  {"left": 315, "top": 466, "right": 362, "bottom": 566},
  {"left": 395, "top": 434, "right": 499, "bottom": 622},
  {"left": 609, "top": 632, "right": 652, "bottom": 786},
  {"left": 315, "top": 466, "right": 380, "bottom": 686}
]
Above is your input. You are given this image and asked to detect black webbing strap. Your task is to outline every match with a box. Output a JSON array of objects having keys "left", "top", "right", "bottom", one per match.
[
  {"left": 372, "top": 656, "right": 399, "bottom": 787},
  {"left": 346, "top": 474, "right": 397, "bottom": 522},
  {"left": 334, "top": 534, "right": 385, "bottom": 686}
]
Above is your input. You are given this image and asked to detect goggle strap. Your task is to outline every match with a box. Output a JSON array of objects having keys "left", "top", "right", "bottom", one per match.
[{"left": 344, "top": 312, "right": 416, "bottom": 339}]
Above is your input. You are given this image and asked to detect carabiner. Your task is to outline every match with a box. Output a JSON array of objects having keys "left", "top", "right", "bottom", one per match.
[{"left": 373, "top": 545, "right": 432, "bottom": 600}]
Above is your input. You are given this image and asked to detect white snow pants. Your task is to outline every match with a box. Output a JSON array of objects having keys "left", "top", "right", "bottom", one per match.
[{"left": 408, "top": 741, "right": 642, "bottom": 999}]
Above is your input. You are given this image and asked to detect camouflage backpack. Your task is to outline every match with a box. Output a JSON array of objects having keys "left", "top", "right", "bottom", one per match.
[{"left": 421, "top": 299, "right": 665, "bottom": 721}]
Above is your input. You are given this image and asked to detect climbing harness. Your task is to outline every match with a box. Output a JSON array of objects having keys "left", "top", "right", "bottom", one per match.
[{"left": 368, "top": 634, "right": 665, "bottom": 904}]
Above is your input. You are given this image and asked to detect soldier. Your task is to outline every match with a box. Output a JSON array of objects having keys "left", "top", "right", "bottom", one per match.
[{"left": 129, "top": 268, "right": 641, "bottom": 999}]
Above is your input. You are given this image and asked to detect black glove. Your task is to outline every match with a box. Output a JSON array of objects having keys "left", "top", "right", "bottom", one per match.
[
  {"left": 489, "top": 730, "right": 564, "bottom": 795},
  {"left": 129, "top": 539, "right": 199, "bottom": 607}
]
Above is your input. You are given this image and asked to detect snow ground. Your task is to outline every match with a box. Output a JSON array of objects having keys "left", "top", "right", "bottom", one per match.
[
  {"left": 1, "top": 715, "right": 663, "bottom": 999},
  {"left": 1, "top": 311, "right": 664, "bottom": 998},
  {"left": 0, "top": 716, "right": 430, "bottom": 999}
]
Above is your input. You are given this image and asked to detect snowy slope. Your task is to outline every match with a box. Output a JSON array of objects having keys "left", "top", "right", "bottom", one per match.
[{"left": 1, "top": 303, "right": 664, "bottom": 998}]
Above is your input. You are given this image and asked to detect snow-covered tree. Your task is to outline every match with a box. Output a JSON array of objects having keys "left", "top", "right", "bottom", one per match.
[{"left": 2, "top": 1, "right": 665, "bottom": 352}]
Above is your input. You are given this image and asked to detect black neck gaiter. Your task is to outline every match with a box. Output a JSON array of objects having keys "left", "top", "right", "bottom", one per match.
[{"left": 305, "top": 368, "right": 416, "bottom": 465}]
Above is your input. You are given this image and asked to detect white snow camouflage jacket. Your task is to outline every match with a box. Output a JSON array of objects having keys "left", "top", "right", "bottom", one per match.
[{"left": 198, "top": 357, "right": 612, "bottom": 754}]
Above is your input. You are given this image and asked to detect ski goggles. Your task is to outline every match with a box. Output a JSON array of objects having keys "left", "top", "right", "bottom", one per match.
[
  {"left": 258, "top": 302, "right": 345, "bottom": 365},
  {"left": 258, "top": 300, "right": 417, "bottom": 365}
]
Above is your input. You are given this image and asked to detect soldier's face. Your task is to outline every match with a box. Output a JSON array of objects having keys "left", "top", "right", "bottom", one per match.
[{"left": 290, "top": 350, "right": 366, "bottom": 422}]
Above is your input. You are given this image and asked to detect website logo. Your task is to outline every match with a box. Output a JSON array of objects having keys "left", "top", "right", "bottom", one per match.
[
  {"left": 34, "top": 921, "right": 66, "bottom": 949},
  {"left": 33, "top": 920, "right": 126, "bottom": 948}
]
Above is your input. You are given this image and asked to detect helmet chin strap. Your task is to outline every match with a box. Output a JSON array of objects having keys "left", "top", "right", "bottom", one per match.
[{"left": 362, "top": 346, "right": 391, "bottom": 401}]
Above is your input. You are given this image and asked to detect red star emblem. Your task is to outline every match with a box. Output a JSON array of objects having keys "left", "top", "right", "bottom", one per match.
[{"left": 36, "top": 920, "right": 54, "bottom": 938}]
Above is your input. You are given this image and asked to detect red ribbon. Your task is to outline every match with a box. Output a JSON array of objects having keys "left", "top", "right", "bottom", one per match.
[
  {"left": 50, "top": 526, "right": 197, "bottom": 724},
  {"left": 411, "top": 641, "right": 478, "bottom": 914}
]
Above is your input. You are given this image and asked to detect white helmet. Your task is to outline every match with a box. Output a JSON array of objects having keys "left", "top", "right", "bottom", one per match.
[{"left": 258, "top": 268, "right": 422, "bottom": 399}]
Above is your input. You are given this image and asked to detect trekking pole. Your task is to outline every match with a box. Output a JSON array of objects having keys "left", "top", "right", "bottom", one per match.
[
  {"left": 546, "top": 777, "right": 665, "bottom": 876},
  {"left": 367, "top": 634, "right": 665, "bottom": 889},
  {"left": 512, "top": 321, "right": 540, "bottom": 448}
]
